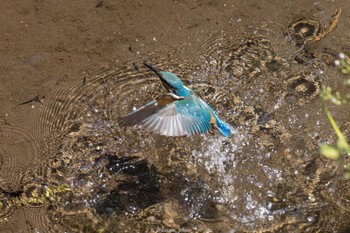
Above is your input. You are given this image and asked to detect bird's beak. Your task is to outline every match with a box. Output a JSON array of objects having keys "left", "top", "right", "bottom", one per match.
[{"left": 143, "top": 63, "right": 172, "bottom": 92}]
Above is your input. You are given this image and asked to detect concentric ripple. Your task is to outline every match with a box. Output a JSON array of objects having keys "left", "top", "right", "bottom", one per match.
[
  {"left": 21, "top": 20, "right": 349, "bottom": 232},
  {"left": 0, "top": 125, "right": 39, "bottom": 189}
]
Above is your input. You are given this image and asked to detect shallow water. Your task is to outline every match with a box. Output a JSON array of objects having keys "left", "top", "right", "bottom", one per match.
[{"left": 1, "top": 1, "right": 350, "bottom": 232}]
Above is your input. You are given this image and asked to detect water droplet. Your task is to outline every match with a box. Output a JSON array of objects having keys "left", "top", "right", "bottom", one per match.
[
  {"left": 307, "top": 216, "right": 314, "bottom": 222},
  {"left": 267, "top": 202, "right": 273, "bottom": 210}
]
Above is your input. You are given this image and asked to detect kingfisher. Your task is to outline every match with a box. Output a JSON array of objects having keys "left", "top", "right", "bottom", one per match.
[{"left": 119, "top": 63, "right": 231, "bottom": 137}]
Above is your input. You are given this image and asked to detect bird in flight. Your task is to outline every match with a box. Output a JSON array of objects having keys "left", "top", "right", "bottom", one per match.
[{"left": 119, "top": 63, "right": 231, "bottom": 137}]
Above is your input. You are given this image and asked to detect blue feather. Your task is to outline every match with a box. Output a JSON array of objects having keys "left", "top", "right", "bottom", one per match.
[{"left": 120, "top": 64, "right": 232, "bottom": 137}]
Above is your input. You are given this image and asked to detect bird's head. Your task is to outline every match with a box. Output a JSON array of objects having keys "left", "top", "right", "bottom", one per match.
[{"left": 144, "top": 63, "right": 189, "bottom": 97}]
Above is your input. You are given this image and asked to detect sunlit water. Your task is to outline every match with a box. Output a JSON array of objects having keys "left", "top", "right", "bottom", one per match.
[{"left": 1, "top": 17, "right": 350, "bottom": 233}]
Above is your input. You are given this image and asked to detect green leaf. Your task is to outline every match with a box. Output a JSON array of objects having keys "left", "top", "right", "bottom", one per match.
[
  {"left": 320, "top": 144, "right": 340, "bottom": 160},
  {"left": 337, "top": 138, "right": 350, "bottom": 153},
  {"left": 344, "top": 171, "right": 350, "bottom": 179}
]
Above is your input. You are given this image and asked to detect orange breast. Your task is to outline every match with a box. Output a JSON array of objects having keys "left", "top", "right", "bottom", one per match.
[
  {"left": 157, "top": 95, "right": 175, "bottom": 107},
  {"left": 210, "top": 113, "right": 217, "bottom": 129}
]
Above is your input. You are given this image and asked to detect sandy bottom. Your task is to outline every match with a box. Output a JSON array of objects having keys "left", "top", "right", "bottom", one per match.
[{"left": 1, "top": 0, "right": 350, "bottom": 232}]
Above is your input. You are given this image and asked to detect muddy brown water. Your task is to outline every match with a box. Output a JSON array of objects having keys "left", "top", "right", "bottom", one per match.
[{"left": 1, "top": 1, "right": 350, "bottom": 232}]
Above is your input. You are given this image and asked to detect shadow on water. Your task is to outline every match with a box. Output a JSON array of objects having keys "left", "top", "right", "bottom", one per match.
[{"left": 1, "top": 4, "right": 350, "bottom": 233}]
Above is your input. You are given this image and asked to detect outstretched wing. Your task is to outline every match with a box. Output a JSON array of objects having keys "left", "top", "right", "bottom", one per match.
[
  {"left": 122, "top": 94, "right": 212, "bottom": 136},
  {"left": 119, "top": 94, "right": 177, "bottom": 126}
]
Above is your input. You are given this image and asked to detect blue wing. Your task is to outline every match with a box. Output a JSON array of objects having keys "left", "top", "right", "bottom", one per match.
[
  {"left": 141, "top": 94, "right": 212, "bottom": 136},
  {"left": 119, "top": 94, "right": 176, "bottom": 126},
  {"left": 121, "top": 94, "right": 212, "bottom": 136}
]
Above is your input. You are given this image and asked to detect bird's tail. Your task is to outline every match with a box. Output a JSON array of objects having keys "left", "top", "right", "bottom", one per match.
[{"left": 216, "top": 119, "right": 231, "bottom": 137}]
